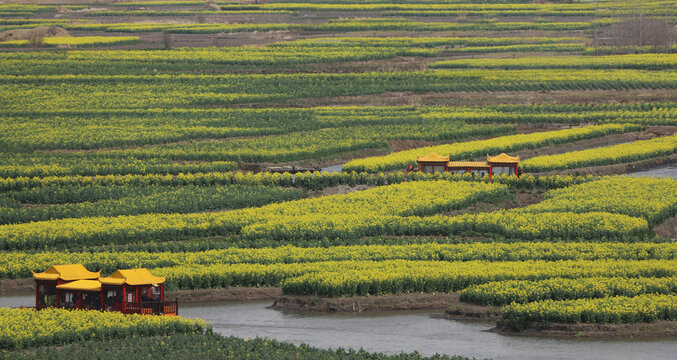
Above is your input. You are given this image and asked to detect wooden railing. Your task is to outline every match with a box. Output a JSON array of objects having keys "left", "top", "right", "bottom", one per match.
[{"left": 124, "top": 300, "right": 178, "bottom": 316}]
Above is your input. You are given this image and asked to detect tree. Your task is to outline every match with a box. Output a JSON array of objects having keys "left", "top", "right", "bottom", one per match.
[{"left": 28, "top": 35, "right": 44, "bottom": 49}]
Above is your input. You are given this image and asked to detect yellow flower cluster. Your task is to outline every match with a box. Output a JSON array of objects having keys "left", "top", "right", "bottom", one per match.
[
  {"left": 503, "top": 294, "right": 677, "bottom": 330},
  {"left": 3, "top": 241, "right": 677, "bottom": 279},
  {"left": 0, "top": 177, "right": 667, "bottom": 250},
  {"left": 431, "top": 53, "right": 677, "bottom": 70},
  {"left": 275, "top": 259, "right": 676, "bottom": 297},
  {"left": 1, "top": 70, "right": 674, "bottom": 111},
  {"left": 0, "top": 36, "right": 140, "bottom": 48},
  {"left": 0, "top": 308, "right": 205, "bottom": 350},
  {"left": 0, "top": 180, "right": 507, "bottom": 249},
  {"left": 460, "top": 276, "right": 677, "bottom": 306},
  {"left": 520, "top": 176, "right": 677, "bottom": 225},
  {"left": 522, "top": 134, "right": 677, "bottom": 172}
]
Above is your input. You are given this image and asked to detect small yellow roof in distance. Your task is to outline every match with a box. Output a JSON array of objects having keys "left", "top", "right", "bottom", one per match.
[
  {"left": 99, "top": 268, "right": 166, "bottom": 286},
  {"left": 33, "top": 264, "right": 100, "bottom": 281},
  {"left": 56, "top": 280, "right": 102, "bottom": 292},
  {"left": 487, "top": 153, "right": 520, "bottom": 163},
  {"left": 448, "top": 161, "right": 490, "bottom": 168},
  {"left": 417, "top": 153, "right": 450, "bottom": 162}
]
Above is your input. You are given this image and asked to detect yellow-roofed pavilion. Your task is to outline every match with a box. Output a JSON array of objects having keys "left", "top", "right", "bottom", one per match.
[
  {"left": 100, "top": 269, "right": 166, "bottom": 286},
  {"left": 99, "top": 268, "right": 173, "bottom": 315},
  {"left": 487, "top": 153, "right": 520, "bottom": 163},
  {"left": 416, "top": 153, "right": 450, "bottom": 173},
  {"left": 411, "top": 152, "right": 520, "bottom": 180},
  {"left": 32, "top": 265, "right": 176, "bottom": 315},
  {"left": 32, "top": 264, "right": 100, "bottom": 282},
  {"left": 33, "top": 264, "right": 101, "bottom": 310}
]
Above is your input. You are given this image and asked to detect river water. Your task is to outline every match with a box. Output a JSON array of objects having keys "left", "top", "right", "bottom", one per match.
[
  {"left": 321, "top": 164, "right": 343, "bottom": 173},
  {"left": 178, "top": 300, "right": 676, "bottom": 360}
]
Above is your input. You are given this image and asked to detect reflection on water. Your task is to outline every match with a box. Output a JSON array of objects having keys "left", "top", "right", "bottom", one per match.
[
  {"left": 180, "top": 301, "right": 677, "bottom": 360},
  {"left": 628, "top": 165, "right": 677, "bottom": 179}
]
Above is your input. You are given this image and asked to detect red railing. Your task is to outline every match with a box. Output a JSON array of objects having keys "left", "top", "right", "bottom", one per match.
[{"left": 124, "top": 300, "right": 178, "bottom": 316}]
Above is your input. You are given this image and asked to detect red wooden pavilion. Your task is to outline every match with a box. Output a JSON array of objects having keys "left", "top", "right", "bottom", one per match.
[{"left": 33, "top": 264, "right": 177, "bottom": 316}]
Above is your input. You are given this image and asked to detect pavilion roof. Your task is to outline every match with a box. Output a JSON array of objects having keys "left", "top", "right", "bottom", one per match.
[
  {"left": 448, "top": 161, "right": 489, "bottom": 168},
  {"left": 33, "top": 264, "right": 100, "bottom": 281},
  {"left": 56, "top": 280, "right": 102, "bottom": 292},
  {"left": 99, "top": 268, "right": 165, "bottom": 286},
  {"left": 417, "top": 153, "right": 449, "bottom": 163},
  {"left": 487, "top": 153, "right": 520, "bottom": 163}
]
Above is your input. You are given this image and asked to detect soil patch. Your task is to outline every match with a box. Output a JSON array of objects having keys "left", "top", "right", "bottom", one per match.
[
  {"left": 654, "top": 214, "right": 677, "bottom": 239},
  {"left": 0, "top": 26, "right": 69, "bottom": 42},
  {"left": 0, "top": 278, "right": 34, "bottom": 296},
  {"left": 443, "top": 299, "right": 502, "bottom": 320},
  {"left": 445, "top": 190, "right": 544, "bottom": 217},
  {"left": 272, "top": 292, "right": 475, "bottom": 313},
  {"left": 165, "top": 286, "right": 281, "bottom": 303},
  {"left": 492, "top": 320, "right": 677, "bottom": 338},
  {"left": 388, "top": 139, "right": 438, "bottom": 152}
]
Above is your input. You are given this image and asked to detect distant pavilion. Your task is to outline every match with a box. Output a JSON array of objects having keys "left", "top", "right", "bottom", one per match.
[{"left": 415, "top": 153, "right": 520, "bottom": 180}]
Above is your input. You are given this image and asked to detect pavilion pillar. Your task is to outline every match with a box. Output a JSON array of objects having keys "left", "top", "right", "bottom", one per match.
[
  {"left": 160, "top": 284, "right": 164, "bottom": 301},
  {"left": 122, "top": 284, "right": 127, "bottom": 313},
  {"left": 35, "top": 281, "right": 39, "bottom": 309},
  {"left": 55, "top": 280, "right": 61, "bottom": 308}
]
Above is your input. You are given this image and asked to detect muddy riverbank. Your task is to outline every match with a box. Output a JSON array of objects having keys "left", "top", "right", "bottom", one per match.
[
  {"left": 273, "top": 292, "right": 473, "bottom": 313},
  {"left": 492, "top": 320, "right": 677, "bottom": 339}
]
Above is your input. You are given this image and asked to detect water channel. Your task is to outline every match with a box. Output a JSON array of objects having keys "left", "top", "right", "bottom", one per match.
[
  {"left": 180, "top": 300, "right": 676, "bottom": 360},
  {"left": 320, "top": 164, "right": 343, "bottom": 173},
  {"left": 628, "top": 164, "right": 677, "bottom": 179}
]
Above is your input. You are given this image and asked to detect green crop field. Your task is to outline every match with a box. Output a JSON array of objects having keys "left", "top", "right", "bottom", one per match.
[{"left": 0, "top": 0, "right": 676, "bottom": 358}]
